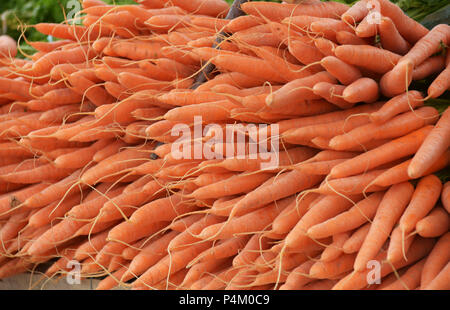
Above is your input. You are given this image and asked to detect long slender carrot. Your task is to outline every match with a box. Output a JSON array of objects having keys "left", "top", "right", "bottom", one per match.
[
  {"left": 423, "top": 262, "right": 450, "bottom": 290},
  {"left": 381, "top": 258, "right": 426, "bottom": 290},
  {"left": 399, "top": 174, "right": 443, "bottom": 234},
  {"left": 330, "top": 106, "right": 439, "bottom": 151},
  {"left": 285, "top": 194, "right": 363, "bottom": 251},
  {"left": 408, "top": 107, "right": 450, "bottom": 178},
  {"left": 371, "top": 150, "right": 450, "bottom": 187},
  {"left": 266, "top": 71, "right": 337, "bottom": 110},
  {"left": 442, "top": 182, "right": 450, "bottom": 213},
  {"left": 333, "top": 237, "right": 435, "bottom": 290},
  {"left": 354, "top": 182, "right": 414, "bottom": 272},
  {"left": 416, "top": 207, "right": 449, "bottom": 238},
  {"left": 231, "top": 170, "right": 323, "bottom": 218},
  {"left": 329, "top": 125, "right": 433, "bottom": 179},
  {"left": 342, "top": 222, "right": 371, "bottom": 254}
]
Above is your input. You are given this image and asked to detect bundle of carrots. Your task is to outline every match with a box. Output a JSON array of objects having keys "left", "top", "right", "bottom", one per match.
[{"left": 0, "top": 0, "right": 449, "bottom": 290}]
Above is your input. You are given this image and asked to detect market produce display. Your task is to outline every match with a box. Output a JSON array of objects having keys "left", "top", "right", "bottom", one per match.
[{"left": 0, "top": 0, "right": 449, "bottom": 290}]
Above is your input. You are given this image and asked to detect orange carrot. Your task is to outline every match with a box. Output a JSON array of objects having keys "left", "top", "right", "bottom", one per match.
[
  {"left": 266, "top": 71, "right": 337, "bottom": 110},
  {"left": 307, "top": 191, "right": 384, "bottom": 239},
  {"left": 399, "top": 174, "right": 443, "bottom": 234},
  {"left": 423, "top": 262, "right": 450, "bottom": 290},
  {"left": 427, "top": 54, "right": 450, "bottom": 98},
  {"left": 336, "top": 31, "right": 368, "bottom": 45},
  {"left": 334, "top": 45, "right": 401, "bottom": 74},
  {"left": 442, "top": 182, "right": 450, "bottom": 213},
  {"left": 381, "top": 258, "right": 426, "bottom": 290},
  {"left": 284, "top": 194, "right": 363, "bottom": 251},
  {"left": 369, "top": 91, "right": 424, "bottom": 124},
  {"left": 354, "top": 182, "right": 414, "bottom": 271},
  {"left": 241, "top": 1, "right": 349, "bottom": 22},
  {"left": 421, "top": 232, "right": 450, "bottom": 288},
  {"left": 321, "top": 56, "right": 362, "bottom": 85},
  {"left": 408, "top": 107, "right": 450, "bottom": 178},
  {"left": 371, "top": 150, "right": 450, "bottom": 187},
  {"left": 412, "top": 55, "right": 445, "bottom": 80},
  {"left": 329, "top": 106, "right": 439, "bottom": 151},
  {"left": 333, "top": 237, "right": 435, "bottom": 290},
  {"left": 199, "top": 197, "right": 293, "bottom": 240},
  {"left": 231, "top": 170, "right": 323, "bottom": 218},
  {"left": 377, "top": 0, "right": 429, "bottom": 44}
]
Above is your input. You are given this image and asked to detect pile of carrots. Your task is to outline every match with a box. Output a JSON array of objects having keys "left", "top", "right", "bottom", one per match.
[{"left": 0, "top": 0, "right": 449, "bottom": 290}]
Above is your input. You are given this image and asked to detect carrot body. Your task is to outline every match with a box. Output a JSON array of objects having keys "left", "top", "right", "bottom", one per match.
[
  {"left": 408, "top": 107, "right": 450, "bottom": 178},
  {"left": 354, "top": 182, "right": 414, "bottom": 271},
  {"left": 330, "top": 106, "right": 439, "bottom": 151},
  {"left": 329, "top": 126, "right": 433, "bottom": 179},
  {"left": 399, "top": 175, "right": 443, "bottom": 233},
  {"left": 307, "top": 191, "right": 384, "bottom": 239},
  {"left": 334, "top": 45, "right": 401, "bottom": 74},
  {"left": 421, "top": 232, "right": 450, "bottom": 288},
  {"left": 442, "top": 182, "right": 450, "bottom": 213},
  {"left": 416, "top": 207, "right": 449, "bottom": 238}
]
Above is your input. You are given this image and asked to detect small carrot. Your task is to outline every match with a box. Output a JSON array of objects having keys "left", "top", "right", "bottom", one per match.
[
  {"left": 416, "top": 207, "right": 449, "bottom": 238},
  {"left": 371, "top": 150, "right": 450, "bottom": 188},
  {"left": 231, "top": 171, "right": 323, "bottom": 218},
  {"left": 307, "top": 191, "right": 384, "bottom": 239},
  {"left": 310, "top": 253, "right": 356, "bottom": 279}
]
